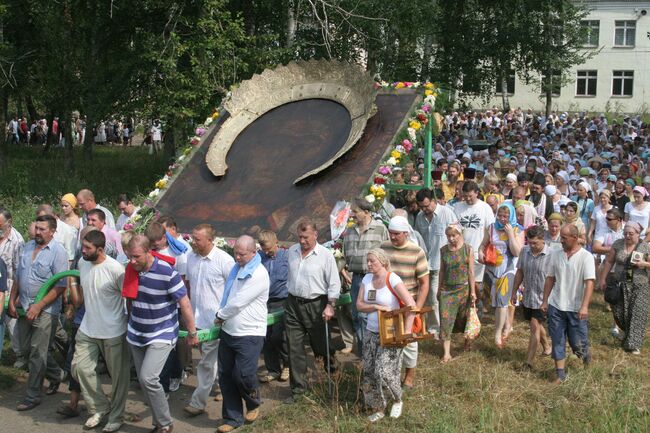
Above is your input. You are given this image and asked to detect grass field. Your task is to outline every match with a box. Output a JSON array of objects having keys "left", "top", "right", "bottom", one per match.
[
  {"left": 0, "top": 145, "right": 166, "bottom": 236},
  {"left": 249, "top": 295, "right": 650, "bottom": 433}
]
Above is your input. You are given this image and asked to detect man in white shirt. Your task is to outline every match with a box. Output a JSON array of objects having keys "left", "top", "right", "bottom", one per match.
[
  {"left": 159, "top": 216, "right": 192, "bottom": 252},
  {"left": 77, "top": 189, "right": 116, "bottom": 229},
  {"left": 36, "top": 204, "right": 77, "bottom": 263},
  {"left": 414, "top": 188, "right": 458, "bottom": 335},
  {"left": 454, "top": 181, "right": 495, "bottom": 307},
  {"left": 541, "top": 224, "right": 595, "bottom": 384},
  {"left": 285, "top": 219, "right": 341, "bottom": 401},
  {"left": 115, "top": 194, "right": 140, "bottom": 231},
  {"left": 183, "top": 224, "right": 234, "bottom": 417},
  {"left": 70, "top": 230, "right": 129, "bottom": 432},
  {"left": 214, "top": 235, "right": 269, "bottom": 433}
]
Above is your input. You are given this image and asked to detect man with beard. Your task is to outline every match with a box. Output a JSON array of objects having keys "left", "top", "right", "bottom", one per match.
[
  {"left": 528, "top": 174, "right": 554, "bottom": 220},
  {"left": 9, "top": 214, "right": 68, "bottom": 411},
  {"left": 71, "top": 230, "right": 129, "bottom": 432},
  {"left": 442, "top": 162, "right": 461, "bottom": 201}
]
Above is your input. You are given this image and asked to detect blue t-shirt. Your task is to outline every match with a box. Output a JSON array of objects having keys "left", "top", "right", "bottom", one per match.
[{"left": 127, "top": 257, "right": 187, "bottom": 346}]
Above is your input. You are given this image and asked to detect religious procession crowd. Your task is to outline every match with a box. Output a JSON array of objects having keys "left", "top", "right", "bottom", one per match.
[{"left": 0, "top": 107, "right": 648, "bottom": 431}]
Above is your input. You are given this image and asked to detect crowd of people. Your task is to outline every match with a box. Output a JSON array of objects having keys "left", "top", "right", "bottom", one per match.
[{"left": 0, "top": 107, "right": 648, "bottom": 431}]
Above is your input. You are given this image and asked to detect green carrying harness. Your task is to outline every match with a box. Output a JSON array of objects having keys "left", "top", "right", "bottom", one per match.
[{"left": 4, "top": 271, "right": 352, "bottom": 343}]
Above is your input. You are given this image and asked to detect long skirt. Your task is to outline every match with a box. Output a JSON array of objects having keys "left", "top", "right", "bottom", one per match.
[
  {"left": 362, "top": 331, "right": 402, "bottom": 411},
  {"left": 439, "top": 284, "right": 470, "bottom": 340},
  {"left": 613, "top": 282, "right": 649, "bottom": 351}
]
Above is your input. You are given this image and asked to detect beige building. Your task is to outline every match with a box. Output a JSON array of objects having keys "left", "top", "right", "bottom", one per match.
[{"left": 482, "top": 1, "right": 649, "bottom": 113}]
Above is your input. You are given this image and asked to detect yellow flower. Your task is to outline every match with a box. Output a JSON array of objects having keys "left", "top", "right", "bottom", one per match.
[
  {"left": 424, "top": 89, "right": 433, "bottom": 96},
  {"left": 395, "top": 82, "right": 405, "bottom": 89},
  {"left": 409, "top": 120, "right": 421, "bottom": 130},
  {"left": 424, "top": 82, "right": 434, "bottom": 89},
  {"left": 212, "top": 111, "right": 219, "bottom": 119},
  {"left": 155, "top": 179, "right": 168, "bottom": 189},
  {"left": 391, "top": 149, "right": 401, "bottom": 159}
]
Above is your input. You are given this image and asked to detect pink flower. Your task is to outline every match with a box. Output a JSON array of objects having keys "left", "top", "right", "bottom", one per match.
[
  {"left": 378, "top": 166, "right": 392, "bottom": 175},
  {"left": 422, "top": 105, "right": 431, "bottom": 113},
  {"left": 123, "top": 223, "right": 134, "bottom": 231},
  {"left": 196, "top": 127, "right": 206, "bottom": 136}
]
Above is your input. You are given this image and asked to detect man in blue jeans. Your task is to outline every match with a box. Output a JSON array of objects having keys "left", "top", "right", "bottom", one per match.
[
  {"left": 215, "top": 235, "right": 269, "bottom": 433},
  {"left": 541, "top": 224, "right": 595, "bottom": 384}
]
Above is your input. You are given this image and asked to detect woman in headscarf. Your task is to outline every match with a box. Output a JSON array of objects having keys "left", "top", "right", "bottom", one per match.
[
  {"left": 589, "top": 189, "right": 614, "bottom": 248},
  {"left": 545, "top": 213, "right": 564, "bottom": 251},
  {"left": 502, "top": 173, "right": 518, "bottom": 199},
  {"left": 599, "top": 221, "right": 650, "bottom": 355},
  {"left": 479, "top": 203, "right": 524, "bottom": 348},
  {"left": 515, "top": 201, "right": 539, "bottom": 231},
  {"left": 563, "top": 201, "right": 587, "bottom": 245},
  {"left": 573, "top": 181, "right": 595, "bottom": 231},
  {"left": 60, "top": 193, "right": 81, "bottom": 232},
  {"left": 438, "top": 223, "right": 476, "bottom": 362},
  {"left": 624, "top": 186, "right": 650, "bottom": 233}
]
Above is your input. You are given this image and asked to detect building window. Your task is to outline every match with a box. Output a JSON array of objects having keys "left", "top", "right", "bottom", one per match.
[
  {"left": 576, "top": 70, "right": 597, "bottom": 96},
  {"left": 541, "top": 70, "right": 561, "bottom": 96},
  {"left": 495, "top": 70, "right": 516, "bottom": 95},
  {"left": 581, "top": 20, "right": 599, "bottom": 46},
  {"left": 614, "top": 21, "right": 635, "bottom": 46},
  {"left": 612, "top": 70, "right": 633, "bottom": 96}
]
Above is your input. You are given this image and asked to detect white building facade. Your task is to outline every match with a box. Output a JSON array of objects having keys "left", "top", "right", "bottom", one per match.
[{"left": 482, "top": 1, "right": 650, "bottom": 113}]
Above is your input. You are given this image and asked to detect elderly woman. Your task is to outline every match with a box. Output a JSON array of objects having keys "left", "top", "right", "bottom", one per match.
[
  {"left": 502, "top": 173, "right": 518, "bottom": 199},
  {"left": 356, "top": 249, "right": 416, "bottom": 422},
  {"left": 624, "top": 186, "right": 650, "bottom": 232},
  {"left": 599, "top": 222, "right": 650, "bottom": 355},
  {"left": 589, "top": 190, "right": 614, "bottom": 246},
  {"left": 438, "top": 223, "right": 476, "bottom": 362},
  {"left": 479, "top": 203, "right": 524, "bottom": 348}
]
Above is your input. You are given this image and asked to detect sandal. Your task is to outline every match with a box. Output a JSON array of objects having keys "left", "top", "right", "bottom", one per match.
[
  {"left": 17, "top": 400, "right": 41, "bottom": 411},
  {"left": 46, "top": 382, "right": 60, "bottom": 395},
  {"left": 56, "top": 404, "right": 80, "bottom": 418}
]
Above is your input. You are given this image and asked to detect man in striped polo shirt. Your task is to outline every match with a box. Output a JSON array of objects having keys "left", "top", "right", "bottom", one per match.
[
  {"left": 126, "top": 234, "right": 199, "bottom": 433},
  {"left": 380, "top": 216, "right": 429, "bottom": 389}
]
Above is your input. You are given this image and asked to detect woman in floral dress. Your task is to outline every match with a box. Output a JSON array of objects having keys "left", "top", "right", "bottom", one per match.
[
  {"left": 599, "top": 221, "right": 650, "bottom": 354},
  {"left": 438, "top": 223, "right": 476, "bottom": 362}
]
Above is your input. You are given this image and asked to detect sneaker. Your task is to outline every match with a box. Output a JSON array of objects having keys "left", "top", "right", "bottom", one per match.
[
  {"left": 158, "top": 424, "right": 174, "bottom": 433},
  {"left": 102, "top": 422, "right": 122, "bottom": 433},
  {"left": 85, "top": 412, "right": 106, "bottom": 429},
  {"left": 368, "top": 412, "right": 385, "bottom": 422},
  {"left": 389, "top": 401, "right": 403, "bottom": 419},
  {"left": 279, "top": 367, "right": 290, "bottom": 382},
  {"left": 630, "top": 349, "right": 641, "bottom": 355},
  {"left": 169, "top": 378, "right": 182, "bottom": 392},
  {"left": 259, "top": 374, "right": 279, "bottom": 383},
  {"left": 183, "top": 405, "right": 205, "bottom": 417}
]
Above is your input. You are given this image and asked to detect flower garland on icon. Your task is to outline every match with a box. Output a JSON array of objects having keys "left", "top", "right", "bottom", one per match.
[{"left": 365, "top": 81, "right": 440, "bottom": 207}]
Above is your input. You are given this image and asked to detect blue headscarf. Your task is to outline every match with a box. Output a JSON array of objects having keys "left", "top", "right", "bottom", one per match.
[{"left": 494, "top": 202, "right": 522, "bottom": 230}]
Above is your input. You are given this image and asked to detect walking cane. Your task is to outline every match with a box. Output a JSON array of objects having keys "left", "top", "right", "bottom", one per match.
[{"left": 324, "top": 318, "right": 332, "bottom": 400}]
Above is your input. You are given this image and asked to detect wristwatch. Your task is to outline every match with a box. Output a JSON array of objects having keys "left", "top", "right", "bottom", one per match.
[
  {"left": 328, "top": 300, "right": 337, "bottom": 308},
  {"left": 188, "top": 330, "right": 198, "bottom": 338}
]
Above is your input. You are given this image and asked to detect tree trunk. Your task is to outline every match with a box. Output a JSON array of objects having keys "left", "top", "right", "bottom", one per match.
[
  {"left": 25, "top": 95, "right": 38, "bottom": 121},
  {"left": 64, "top": 111, "right": 75, "bottom": 172},
  {"left": 501, "top": 75, "right": 510, "bottom": 112},
  {"left": 286, "top": 0, "right": 296, "bottom": 48},
  {"left": 422, "top": 33, "right": 433, "bottom": 80},
  {"left": 0, "top": 89, "right": 7, "bottom": 172},
  {"left": 43, "top": 110, "right": 54, "bottom": 154},
  {"left": 545, "top": 88, "right": 552, "bottom": 118}
]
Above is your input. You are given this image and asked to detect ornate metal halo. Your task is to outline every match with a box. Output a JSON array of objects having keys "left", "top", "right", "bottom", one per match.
[{"left": 205, "top": 59, "right": 377, "bottom": 184}]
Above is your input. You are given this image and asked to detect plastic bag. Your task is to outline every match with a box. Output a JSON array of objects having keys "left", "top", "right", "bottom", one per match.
[{"left": 464, "top": 303, "right": 481, "bottom": 340}]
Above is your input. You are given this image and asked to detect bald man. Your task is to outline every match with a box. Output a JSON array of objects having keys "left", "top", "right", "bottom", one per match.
[
  {"left": 76, "top": 189, "right": 116, "bottom": 229},
  {"left": 214, "top": 235, "right": 270, "bottom": 433}
]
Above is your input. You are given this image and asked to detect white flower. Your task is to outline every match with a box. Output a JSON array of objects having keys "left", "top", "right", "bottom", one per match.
[
  {"left": 148, "top": 189, "right": 160, "bottom": 198},
  {"left": 333, "top": 249, "right": 344, "bottom": 259},
  {"left": 424, "top": 95, "right": 436, "bottom": 106},
  {"left": 407, "top": 127, "right": 417, "bottom": 141},
  {"left": 213, "top": 237, "right": 227, "bottom": 247},
  {"left": 395, "top": 145, "right": 405, "bottom": 153},
  {"left": 162, "top": 174, "right": 170, "bottom": 181},
  {"left": 386, "top": 157, "right": 397, "bottom": 166},
  {"left": 365, "top": 193, "right": 376, "bottom": 204},
  {"left": 205, "top": 117, "right": 213, "bottom": 126},
  {"left": 177, "top": 154, "right": 186, "bottom": 162}
]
